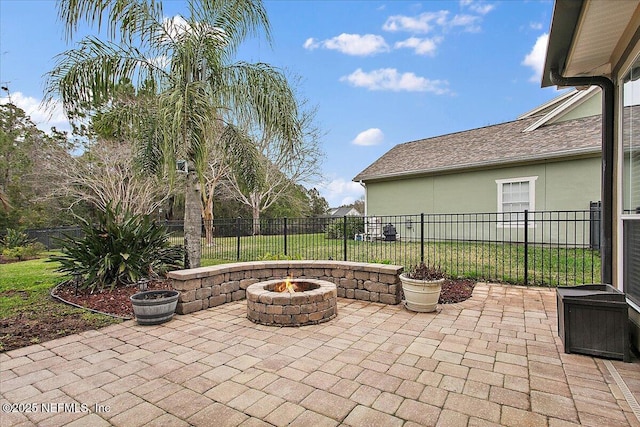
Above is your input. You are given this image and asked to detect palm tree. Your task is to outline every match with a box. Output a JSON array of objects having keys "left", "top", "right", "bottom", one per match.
[{"left": 45, "top": 0, "right": 300, "bottom": 267}]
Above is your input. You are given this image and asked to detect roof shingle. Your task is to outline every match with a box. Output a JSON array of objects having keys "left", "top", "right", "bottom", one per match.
[{"left": 353, "top": 114, "right": 601, "bottom": 182}]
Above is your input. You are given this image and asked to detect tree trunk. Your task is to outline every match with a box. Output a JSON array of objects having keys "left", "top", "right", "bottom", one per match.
[
  {"left": 251, "top": 192, "right": 261, "bottom": 235},
  {"left": 202, "top": 194, "right": 214, "bottom": 246},
  {"left": 184, "top": 171, "right": 202, "bottom": 268}
]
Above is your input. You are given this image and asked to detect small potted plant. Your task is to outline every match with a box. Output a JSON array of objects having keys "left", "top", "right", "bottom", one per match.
[{"left": 400, "top": 262, "right": 446, "bottom": 312}]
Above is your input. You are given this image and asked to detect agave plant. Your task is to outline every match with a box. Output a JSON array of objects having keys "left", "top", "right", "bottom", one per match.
[
  {"left": 52, "top": 205, "right": 184, "bottom": 292},
  {"left": 1, "top": 228, "right": 33, "bottom": 249}
]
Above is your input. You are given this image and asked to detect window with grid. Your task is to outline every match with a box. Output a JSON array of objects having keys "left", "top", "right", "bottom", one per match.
[{"left": 496, "top": 177, "right": 537, "bottom": 226}]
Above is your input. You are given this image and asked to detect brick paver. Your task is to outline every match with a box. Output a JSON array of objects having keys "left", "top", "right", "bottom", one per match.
[{"left": 1, "top": 283, "right": 639, "bottom": 426}]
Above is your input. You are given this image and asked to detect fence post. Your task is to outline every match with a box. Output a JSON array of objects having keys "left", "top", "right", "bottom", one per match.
[
  {"left": 589, "top": 201, "right": 601, "bottom": 250},
  {"left": 236, "top": 217, "right": 241, "bottom": 261},
  {"left": 284, "top": 218, "right": 288, "bottom": 256},
  {"left": 420, "top": 213, "right": 425, "bottom": 264},
  {"left": 343, "top": 216, "right": 348, "bottom": 261},
  {"left": 524, "top": 210, "right": 529, "bottom": 286}
]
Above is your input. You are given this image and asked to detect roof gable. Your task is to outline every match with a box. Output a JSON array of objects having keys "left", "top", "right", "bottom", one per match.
[
  {"left": 523, "top": 86, "right": 601, "bottom": 132},
  {"left": 518, "top": 89, "right": 578, "bottom": 119},
  {"left": 328, "top": 206, "right": 362, "bottom": 217}
]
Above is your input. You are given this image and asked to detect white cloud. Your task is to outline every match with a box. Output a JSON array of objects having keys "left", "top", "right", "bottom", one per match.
[
  {"left": 163, "top": 15, "right": 190, "bottom": 39},
  {"left": 303, "top": 33, "right": 389, "bottom": 56},
  {"left": 394, "top": 36, "right": 442, "bottom": 56},
  {"left": 162, "top": 15, "right": 226, "bottom": 45},
  {"left": 0, "top": 92, "right": 70, "bottom": 134},
  {"left": 461, "top": 0, "right": 495, "bottom": 15},
  {"left": 148, "top": 54, "right": 170, "bottom": 69},
  {"left": 383, "top": 7, "right": 488, "bottom": 34},
  {"left": 303, "top": 37, "right": 320, "bottom": 50},
  {"left": 522, "top": 33, "right": 549, "bottom": 83},
  {"left": 319, "top": 178, "right": 364, "bottom": 207},
  {"left": 353, "top": 128, "right": 384, "bottom": 146},
  {"left": 449, "top": 14, "right": 481, "bottom": 32},
  {"left": 383, "top": 11, "right": 448, "bottom": 33},
  {"left": 530, "top": 22, "right": 543, "bottom": 31},
  {"left": 340, "top": 68, "right": 450, "bottom": 94}
]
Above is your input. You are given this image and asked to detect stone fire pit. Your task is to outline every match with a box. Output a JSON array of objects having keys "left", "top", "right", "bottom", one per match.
[{"left": 246, "top": 278, "right": 337, "bottom": 326}]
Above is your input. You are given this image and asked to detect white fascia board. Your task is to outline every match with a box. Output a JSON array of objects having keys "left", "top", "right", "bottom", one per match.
[
  {"left": 518, "top": 89, "right": 578, "bottom": 120},
  {"left": 522, "top": 86, "right": 600, "bottom": 133}
]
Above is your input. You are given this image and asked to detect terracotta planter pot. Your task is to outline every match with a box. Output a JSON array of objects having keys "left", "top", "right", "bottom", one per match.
[
  {"left": 130, "top": 290, "right": 180, "bottom": 325},
  {"left": 400, "top": 273, "right": 444, "bottom": 313}
]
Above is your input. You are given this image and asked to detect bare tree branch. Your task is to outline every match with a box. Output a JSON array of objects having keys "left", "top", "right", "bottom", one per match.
[{"left": 38, "top": 139, "right": 173, "bottom": 218}]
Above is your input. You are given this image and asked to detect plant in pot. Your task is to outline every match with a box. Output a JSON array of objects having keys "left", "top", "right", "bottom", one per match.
[{"left": 400, "top": 262, "right": 446, "bottom": 312}]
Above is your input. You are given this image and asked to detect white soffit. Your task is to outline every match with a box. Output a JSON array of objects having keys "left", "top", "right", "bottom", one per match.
[{"left": 565, "top": 0, "right": 639, "bottom": 77}]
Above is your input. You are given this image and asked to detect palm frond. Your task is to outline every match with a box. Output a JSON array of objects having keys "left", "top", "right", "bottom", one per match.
[
  {"left": 194, "top": 0, "right": 272, "bottom": 55},
  {"left": 44, "top": 36, "right": 163, "bottom": 116},
  {"left": 57, "top": 0, "right": 164, "bottom": 42},
  {"left": 219, "top": 124, "right": 263, "bottom": 191},
  {"left": 214, "top": 62, "right": 302, "bottom": 151}
]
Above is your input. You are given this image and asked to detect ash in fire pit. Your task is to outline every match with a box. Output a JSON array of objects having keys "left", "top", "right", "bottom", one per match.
[{"left": 246, "top": 278, "right": 337, "bottom": 326}]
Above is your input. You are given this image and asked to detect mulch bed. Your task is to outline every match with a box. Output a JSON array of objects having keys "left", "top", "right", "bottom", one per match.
[
  {"left": 1, "top": 277, "right": 475, "bottom": 352},
  {"left": 52, "top": 280, "right": 173, "bottom": 318},
  {"left": 0, "top": 311, "right": 103, "bottom": 352},
  {"left": 55, "top": 278, "right": 477, "bottom": 317},
  {"left": 439, "top": 279, "right": 476, "bottom": 304},
  {"left": 53, "top": 277, "right": 476, "bottom": 317}
]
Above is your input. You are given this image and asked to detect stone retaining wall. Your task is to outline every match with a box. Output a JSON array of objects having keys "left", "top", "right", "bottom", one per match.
[{"left": 167, "top": 260, "right": 404, "bottom": 315}]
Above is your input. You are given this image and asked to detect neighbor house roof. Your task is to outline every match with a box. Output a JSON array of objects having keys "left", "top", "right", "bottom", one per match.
[
  {"left": 353, "top": 113, "right": 601, "bottom": 183},
  {"left": 329, "top": 206, "right": 362, "bottom": 217}
]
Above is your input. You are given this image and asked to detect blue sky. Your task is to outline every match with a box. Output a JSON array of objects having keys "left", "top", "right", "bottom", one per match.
[{"left": 0, "top": 0, "right": 560, "bottom": 208}]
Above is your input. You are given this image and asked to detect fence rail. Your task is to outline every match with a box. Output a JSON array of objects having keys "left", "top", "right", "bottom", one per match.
[{"left": 24, "top": 210, "right": 601, "bottom": 287}]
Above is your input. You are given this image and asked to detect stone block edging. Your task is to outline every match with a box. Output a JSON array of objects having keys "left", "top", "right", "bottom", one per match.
[{"left": 167, "top": 260, "right": 404, "bottom": 315}]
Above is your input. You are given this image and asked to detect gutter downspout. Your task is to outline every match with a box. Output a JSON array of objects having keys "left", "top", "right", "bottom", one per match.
[{"left": 550, "top": 68, "right": 614, "bottom": 285}]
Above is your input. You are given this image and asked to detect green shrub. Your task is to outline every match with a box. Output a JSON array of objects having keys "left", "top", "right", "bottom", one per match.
[
  {"left": 51, "top": 205, "right": 184, "bottom": 292},
  {"left": 325, "top": 217, "right": 364, "bottom": 239},
  {"left": 2, "top": 242, "right": 45, "bottom": 261},
  {"left": 1, "top": 228, "right": 33, "bottom": 249}
]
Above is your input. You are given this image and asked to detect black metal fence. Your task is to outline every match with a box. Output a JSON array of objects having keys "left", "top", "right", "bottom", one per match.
[
  {"left": 169, "top": 210, "right": 600, "bottom": 287},
  {"left": 24, "top": 226, "right": 84, "bottom": 249},
  {"left": 23, "top": 209, "right": 601, "bottom": 287}
]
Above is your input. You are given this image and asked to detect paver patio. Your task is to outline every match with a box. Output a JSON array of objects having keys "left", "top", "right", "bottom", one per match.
[{"left": 1, "top": 283, "right": 639, "bottom": 426}]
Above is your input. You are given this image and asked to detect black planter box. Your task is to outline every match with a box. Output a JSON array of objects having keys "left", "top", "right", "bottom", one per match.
[{"left": 557, "top": 284, "right": 630, "bottom": 362}]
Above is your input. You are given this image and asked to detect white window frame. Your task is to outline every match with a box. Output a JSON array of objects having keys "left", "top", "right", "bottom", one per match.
[
  {"left": 495, "top": 176, "right": 538, "bottom": 228},
  {"left": 620, "top": 52, "right": 640, "bottom": 306}
]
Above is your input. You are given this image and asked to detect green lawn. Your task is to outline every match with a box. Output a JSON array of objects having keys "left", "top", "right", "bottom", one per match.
[
  {"left": 0, "top": 257, "right": 63, "bottom": 317},
  {"left": 194, "top": 233, "right": 600, "bottom": 287},
  {"left": 0, "top": 256, "right": 121, "bottom": 351}
]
